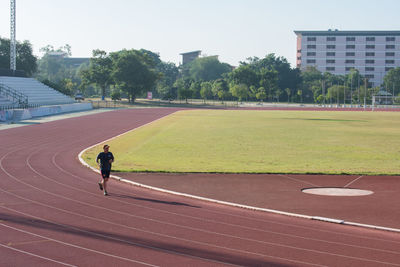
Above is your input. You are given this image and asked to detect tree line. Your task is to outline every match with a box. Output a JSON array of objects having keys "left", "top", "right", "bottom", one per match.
[{"left": 1, "top": 36, "right": 400, "bottom": 104}]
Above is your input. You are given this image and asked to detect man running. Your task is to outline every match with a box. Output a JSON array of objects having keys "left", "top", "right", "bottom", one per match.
[{"left": 96, "top": 144, "right": 114, "bottom": 196}]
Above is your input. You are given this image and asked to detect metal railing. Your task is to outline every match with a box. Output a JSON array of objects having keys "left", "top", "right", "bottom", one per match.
[{"left": 0, "top": 82, "right": 29, "bottom": 110}]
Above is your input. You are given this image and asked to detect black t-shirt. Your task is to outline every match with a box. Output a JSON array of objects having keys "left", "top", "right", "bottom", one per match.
[{"left": 97, "top": 152, "right": 114, "bottom": 170}]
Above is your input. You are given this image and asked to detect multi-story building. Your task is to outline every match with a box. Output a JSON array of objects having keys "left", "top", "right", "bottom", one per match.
[
  {"left": 294, "top": 30, "right": 400, "bottom": 87},
  {"left": 180, "top": 50, "right": 202, "bottom": 65}
]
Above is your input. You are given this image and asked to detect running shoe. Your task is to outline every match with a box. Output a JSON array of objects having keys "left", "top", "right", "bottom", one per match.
[{"left": 98, "top": 183, "right": 103, "bottom": 191}]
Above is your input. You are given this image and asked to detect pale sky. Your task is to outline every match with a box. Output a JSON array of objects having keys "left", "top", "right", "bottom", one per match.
[{"left": 1, "top": 0, "right": 400, "bottom": 67}]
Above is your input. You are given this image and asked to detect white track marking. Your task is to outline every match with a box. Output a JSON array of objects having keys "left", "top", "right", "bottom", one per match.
[
  {"left": 344, "top": 175, "right": 365, "bottom": 188},
  {"left": 0, "top": 222, "right": 159, "bottom": 267},
  {"left": 51, "top": 153, "right": 400, "bottom": 253},
  {"left": 0, "top": 187, "right": 325, "bottom": 267},
  {"left": 1, "top": 154, "right": 400, "bottom": 266},
  {"left": 2, "top": 110, "right": 400, "bottom": 266},
  {"left": 278, "top": 174, "right": 319, "bottom": 187},
  {"left": 27, "top": 151, "right": 400, "bottom": 256},
  {"left": 0, "top": 242, "right": 77, "bottom": 267},
  {"left": 7, "top": 142, "right": 396, "bottom": 253}
]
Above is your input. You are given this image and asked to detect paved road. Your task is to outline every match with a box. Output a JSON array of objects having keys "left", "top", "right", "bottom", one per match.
[{"left": 1, "top": 108, "right": 400, "bottom": 266}]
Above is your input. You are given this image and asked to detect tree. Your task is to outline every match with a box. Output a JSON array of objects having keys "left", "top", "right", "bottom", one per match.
[
  {"left": 259, "top": 67, "right": 278, "bottom": 101},
  {"left": 212, "top": 79, "right": 230, "bottom": 100},
  {"left": 189, "top": 81, "right": 201, "bottom": 99},
  {"left": 256, "top": 87, "right": 267, "bottom": 102},
  {"left": 111, "top": 49, "right": 159, "bottom": 103},
  {"left": 111, "top": 90, "right": 121, "bottom": 101},
  {"left": 41, "top": 78, "right": 75, "bottom": 96},
  {"left": 36, "top": 54, "right": 66, "bottom": 82},
  {"left": 297, "top": 89, "right": 303, "bottom": 103},
  {"left": 185, "top": 56, "right": 232, "bottom": 82},
  {"left": 326, "top": 85, "right": 345, "bottom": 104},
  {"left": 300, "top": 66, "right": 322, "bottom": 103},
  {"left": 383, "top": 67, "right": 400, "bottom": 96},
  {"left": 0, "top": 37, "right": 37, "bottom": 76},
  {"left": 229, "top": 65, "right": 259, "bottom": 88},
  {"left": 156, "top": 61, "right": 179, "bottom": 99},
  {"left": 80, "top": 50, "right": 113, "bottom": 100},
  {"left": 200, "top": 81, "right": 213, "bottom": 102},
  {"left": 243, "top": 54, "right": 301, "bottom": 101},
  {"left": 175, "top": 78, "right": 192, "bottom": 103},
  {"left": 230, "top": 83, "right": 249, "bottom": 102},
  {"left": 285, "top": 88, "right": 292, "bottom": 103}
]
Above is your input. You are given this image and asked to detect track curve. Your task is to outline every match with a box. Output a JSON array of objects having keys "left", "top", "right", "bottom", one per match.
[{"left": 1, "top": 108, "right": 400, "bottom": 266}]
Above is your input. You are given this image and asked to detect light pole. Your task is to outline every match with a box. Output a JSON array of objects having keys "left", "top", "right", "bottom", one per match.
[{"left": 10, "top": 0, "right": 16, "bottom": 72}]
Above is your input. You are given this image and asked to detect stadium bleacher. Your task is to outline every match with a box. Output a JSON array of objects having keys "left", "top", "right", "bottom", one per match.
[
  {"left": 0, "top": 76, "right": 75, "bottom": 106},
  {"left": 0, "top": 95, "right": 14, "bottom": 108}
]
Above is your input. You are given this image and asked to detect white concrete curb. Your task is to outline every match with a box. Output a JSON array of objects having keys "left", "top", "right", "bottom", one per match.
[{"left": 78, "top": 111, "right": 400, "bottom": 234}]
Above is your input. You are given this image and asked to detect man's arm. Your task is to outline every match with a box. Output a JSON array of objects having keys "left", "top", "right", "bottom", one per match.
[{"left": 96, "top": 153, "right": 101, "bottom": 167}]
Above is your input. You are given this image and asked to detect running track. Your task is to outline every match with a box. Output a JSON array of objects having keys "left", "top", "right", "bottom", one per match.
[{"left": 1, "top": 108, "right": 400, "bottom": 266}]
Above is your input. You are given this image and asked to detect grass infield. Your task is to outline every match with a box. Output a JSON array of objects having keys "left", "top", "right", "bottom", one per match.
[{"left": 82, "top": 109, "right": 400, "bottom": 175}]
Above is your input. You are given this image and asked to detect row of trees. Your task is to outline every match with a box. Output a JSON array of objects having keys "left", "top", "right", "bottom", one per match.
[{"left": 1, "top": 36, "right": 400, "bottom": 104}]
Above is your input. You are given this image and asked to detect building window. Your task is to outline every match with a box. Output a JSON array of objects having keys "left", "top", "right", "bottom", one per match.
[
  {"left": 326, "top": 52, "right": 335, "bottom": 56},
  {"left": 366, "top": 45, "right": 375, "bottom": 49},
  {"left": 365, "top": 67, "right": 375, "bottom": 71},
  {"left": 386, "top": 60, "right": 395, "bottom": 64},
  {"left": 307, "top": 37, "right": 316, "bottom": 41},
  {"left": 307, "top": 52, "right": 316, "bottom": 56},
  {"left": 326, "top": 45, "right": 336, "bottom": 49},
  {"left": 297, "top": 49, "right": 301, "bottom": 53},
  {"left": 326, "top": 59, "right": 335, "bottom": 64},
  {"left": 345, "top": 67, "right": 355, "bottom": 71},
  {"left": 326, "top": 67, "right": 335, "bottom": 71},
  {"left": 307, "top": 45, "right": 316, "bottom": 49},
  {"left": 297, "top": 57, "right": 301, "bottom": 60},
  {"left": 327, "top": 37, "right": 336, "bottom": 41},
  {"left": 346, "top": 37, "right": 356, "bottom": 41},
  {"left": 386, "top": 52, "right": 395, "bottom": 56},
  {"left": 307, "top": 59, "right": 316, "bottom": 64},
  {"left": 345, "top": 59, "right": 355, "bottom": 64},
  {"left": 346, "top": 52, "right": 355, "bottom": 56},
  {"left": 366, "top": 37, "right": 375, "bottom": 41},
  {"left": 365, "top": 60, "right": 375, "bottom": 64},
  {"left": 386, "top": 67, "right": 394, "bottom": 71},
  {"left": 365, "top": 52, "right": 375, "bottom": 57},
  {"left": 365, "top": 74, "right": 374, "bottom": 79},
  {"left": 386, "top": 45, "right": 395, "bottom": 49},
  {"left": 386, "top": 37, "right": 395, "bottom": 41},
  {"left": 346, "top": 45, "right": 355, "bottom": 49}
]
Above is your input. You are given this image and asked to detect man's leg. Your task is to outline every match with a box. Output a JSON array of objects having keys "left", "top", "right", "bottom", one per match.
[
  {"left": 98, "top": 172, "right": 105, "bottom": 190},
  {"left": 103, "top": 177, "right": 109, "bottom": 195}
]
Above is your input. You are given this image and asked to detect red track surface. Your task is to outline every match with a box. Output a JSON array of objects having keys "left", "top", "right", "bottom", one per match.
[{"left": 1, "top": 108, "right": 400, "bottom": 266}]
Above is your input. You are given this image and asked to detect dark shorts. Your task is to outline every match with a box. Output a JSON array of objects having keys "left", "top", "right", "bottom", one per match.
[{"left": 101, "top": 169, "right": 111, "bottom": 179}]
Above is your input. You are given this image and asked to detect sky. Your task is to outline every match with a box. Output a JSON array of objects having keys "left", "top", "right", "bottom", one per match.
[{"left": 1, "top": 0, "right": 400, "bottom": 68}]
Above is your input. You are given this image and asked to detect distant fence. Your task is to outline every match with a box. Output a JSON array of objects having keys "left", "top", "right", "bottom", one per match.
[
  {"left": 0, "top": 69, "right": 26, "bottom": 77},
  {"left": 0, "top": 103, "right": 40, "bottom": 111},
  {"left": 86, "top": 98, "right": 400, "bottom": 111}
]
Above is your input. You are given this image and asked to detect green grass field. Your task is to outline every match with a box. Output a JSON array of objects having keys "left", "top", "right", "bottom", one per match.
[{"left": 82, "top": 109, "right": 400, "bottom": 175}]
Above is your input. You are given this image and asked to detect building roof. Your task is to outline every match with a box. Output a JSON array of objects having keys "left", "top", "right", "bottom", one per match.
[
  {"left": 294, "top": 30, "right": 400, "bottom": 36},
  {"left": 180, "top": 50, "right": 202, "bottom": 55}
]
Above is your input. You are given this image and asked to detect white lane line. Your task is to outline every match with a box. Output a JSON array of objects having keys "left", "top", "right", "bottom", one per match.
[
  {"left": 0, "top": 222, "right": 159, "bottom": 267},
  {"left": 2, "top": 175, "right": 400, "bottom": 266},
  {"left": 0, "top": 242, "right": 77, "bottom": 267},
  {"left": 4, "top": 129, "right": 400, "bottom": 250},
  {"left": 0, "top": 170, "right": 245, "bottom": 266},
  {"left": 278, "top": 174, "right": 319, "bottom": 187},
  {"left": 47, "top": 151, "right": 400, "bottom": 255},
  {"left": 0, "top": 205, "right": 318, "bottom": 267},
  {"left": 344, "top": 175, "right": 364, "bottom": 188}
]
